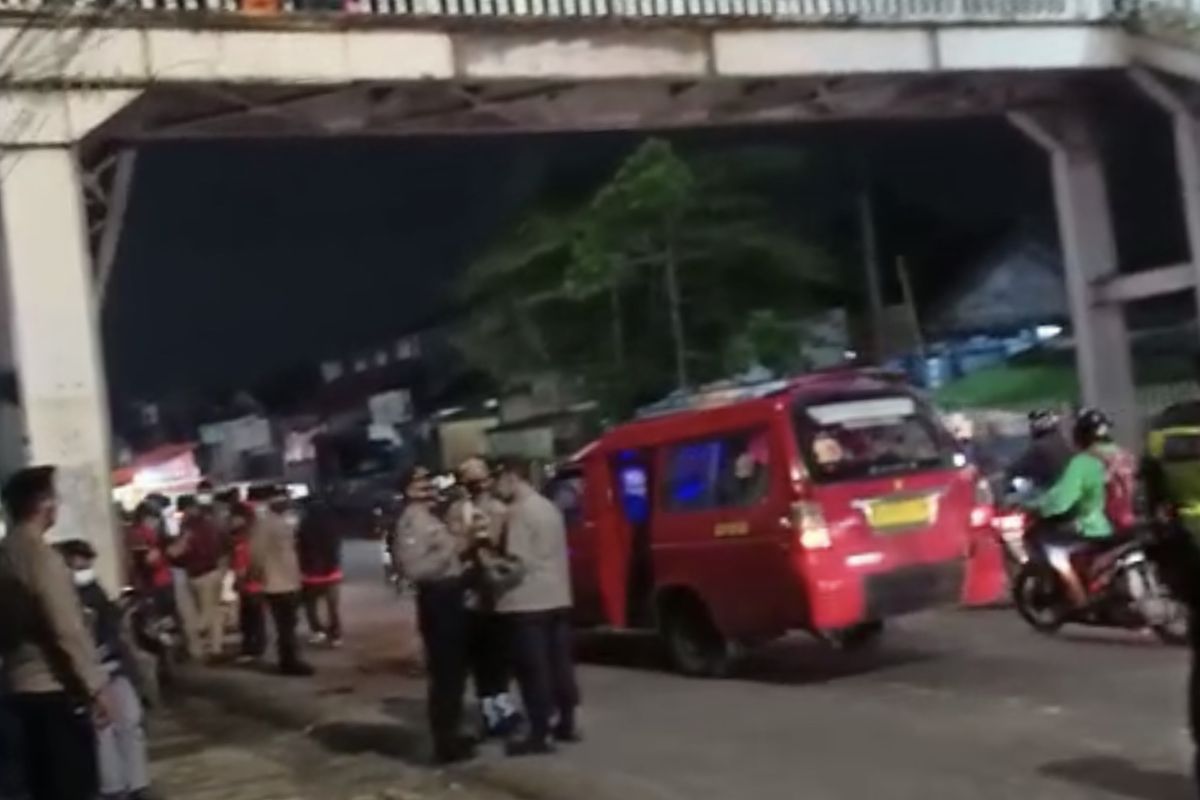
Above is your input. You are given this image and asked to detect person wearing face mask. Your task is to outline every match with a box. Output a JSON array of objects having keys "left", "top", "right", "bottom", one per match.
[
  {"left": 395, "top": 466, "right": 474, "bottom": 765},
  {"left": 166, "top": 495, "right": 226, "bottom": 663},
  {"left": 446, "top": 457, "right": 520, "bottom": 738},
  {"left": 0, "top": 466, "right": 111, "bottom": 800},
  {"left": 249, "top": 486, "right": 312, "bottom": 677},
  {"left": 56, "top": 540, "right": 157, "bottom": 800}
]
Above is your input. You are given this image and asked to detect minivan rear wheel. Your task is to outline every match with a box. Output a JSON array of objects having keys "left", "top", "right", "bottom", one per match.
[{"left": 661, "top": 596, "right": 736, "bottom": 678}]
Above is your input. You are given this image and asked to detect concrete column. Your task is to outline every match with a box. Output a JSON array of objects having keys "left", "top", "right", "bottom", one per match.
[
  {"left": 1009, "top": 108, "right": 1138, "bottom": 445},
  {"left": 0, "top": 146, "right": 118, "bottom": 586}
]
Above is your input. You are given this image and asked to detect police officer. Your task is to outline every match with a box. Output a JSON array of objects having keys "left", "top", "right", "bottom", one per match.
[
  {"left": 447, "top": 457, "right": 521, "bottom": 738},
  {"left": 1143, "top": 355, "right": 1200, "bottom": 792},
  {"left": 394, "top": 466, "right": 475, "bottom": 765}
]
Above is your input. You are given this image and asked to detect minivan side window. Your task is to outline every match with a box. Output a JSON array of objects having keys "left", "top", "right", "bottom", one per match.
[
  {"left": 546, "top": 475, "right": 586, "bottom": 530},
  {"left": 663, "top": 430, "right": 770, "bottom": 512}
]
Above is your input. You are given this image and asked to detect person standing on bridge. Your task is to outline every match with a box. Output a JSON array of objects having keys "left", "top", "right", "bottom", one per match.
[{"left": 395, "top": 466, "right": 475, "bottom": 765}]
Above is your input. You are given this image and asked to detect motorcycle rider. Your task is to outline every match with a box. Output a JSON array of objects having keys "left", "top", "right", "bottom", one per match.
[
  {"left": 1024, "top": 408, "right": 1136, "bottom": 601},
  {"left": 1006, "top": 409, "right": 1074, "bottom": 492}
]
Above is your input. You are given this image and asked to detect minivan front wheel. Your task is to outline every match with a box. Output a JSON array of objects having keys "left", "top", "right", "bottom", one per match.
[{"left": 661, "top": 596, "right": 736, "bottom": 678}]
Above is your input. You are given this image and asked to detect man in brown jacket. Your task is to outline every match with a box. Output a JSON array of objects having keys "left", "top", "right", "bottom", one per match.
[
  {"left": 249, "top": 486, "right": 312, "bottom": 676},
  {"left": 0, "top": 466, "right": 111, "bottom": 800},
  {"left": 493, "top": 457, "right": 579, "bottom": 756}
]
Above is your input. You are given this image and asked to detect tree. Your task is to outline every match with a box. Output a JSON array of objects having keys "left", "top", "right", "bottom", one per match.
[{"left": 455, "top": 139, "right": 844, "bottom": 420}]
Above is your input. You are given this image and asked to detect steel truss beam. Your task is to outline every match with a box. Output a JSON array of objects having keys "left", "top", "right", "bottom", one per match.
[{"left": 105, "top": 73, "right": 1082, "bottom": 142}]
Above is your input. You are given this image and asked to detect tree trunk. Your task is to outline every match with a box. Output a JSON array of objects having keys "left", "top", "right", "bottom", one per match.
[
  {"left": 858, "top": 162, "right": 885, "bottom": 364},
  {"left": 610, "top": 279, "right": 625, "bottom": 371},
  {"left": 663, "top": 222, "right": 689, "bottom": 389}
]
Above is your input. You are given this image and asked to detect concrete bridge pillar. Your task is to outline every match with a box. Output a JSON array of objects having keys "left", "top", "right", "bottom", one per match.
[
  {"left": 1009, "top": 108, "right": 1139, "bottom": 446},
  {"left": 0, "top": 89, "right": 139, "bottom": 588}
]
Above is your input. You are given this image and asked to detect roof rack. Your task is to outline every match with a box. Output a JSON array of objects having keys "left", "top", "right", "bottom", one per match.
[{"left": 633, "top": 366, "right": 909, "bottom": 421}]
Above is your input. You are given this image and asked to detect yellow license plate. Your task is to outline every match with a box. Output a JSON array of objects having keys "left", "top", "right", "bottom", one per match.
[{"left": 867, "top": 497, "right": 931, "bottom": 530}]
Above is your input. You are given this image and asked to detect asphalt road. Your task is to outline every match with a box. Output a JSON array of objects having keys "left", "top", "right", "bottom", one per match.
[{"left": 341, "top": 540, "right": 1196, "bottom": 800}]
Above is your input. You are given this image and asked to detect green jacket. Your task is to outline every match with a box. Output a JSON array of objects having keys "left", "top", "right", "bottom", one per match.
[{"left": 1031, "top": 447, "right": 1115, "bottom": 539}]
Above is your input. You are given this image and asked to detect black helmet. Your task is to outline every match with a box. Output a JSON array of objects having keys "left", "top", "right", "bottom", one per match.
[
  {"left": 1028, "top": 409, "right": 1061, "bottom": 438},
  {"left": 1073, "top": 407, "right": 1113, "bottom": 448}
]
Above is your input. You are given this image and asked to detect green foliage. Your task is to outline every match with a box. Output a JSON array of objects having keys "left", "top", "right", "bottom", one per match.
[{"left": 455, "top": 138, "right": 843, "bottom": 420}]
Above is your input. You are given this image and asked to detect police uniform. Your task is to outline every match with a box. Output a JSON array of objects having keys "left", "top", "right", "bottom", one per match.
[
  {"left": 447, "top": 492, "right": 518, "bottom": 733},
  {"left": 395, "top": 501, "right": 470, "bottom": 761}
]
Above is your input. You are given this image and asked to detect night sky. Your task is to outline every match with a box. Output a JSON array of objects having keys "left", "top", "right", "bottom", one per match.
[{"left": 102, "top": 84, "right": 1186, "bottom": 402}]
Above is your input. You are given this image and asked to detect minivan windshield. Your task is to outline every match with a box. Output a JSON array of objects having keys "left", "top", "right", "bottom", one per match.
[{"left": 794, "top": 394, "right": 956, "bottom": 483}]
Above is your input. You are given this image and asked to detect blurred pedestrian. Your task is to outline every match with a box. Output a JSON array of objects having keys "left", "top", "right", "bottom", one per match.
[
  {"left": 0, "top": 466, "right": 110, "bottom": 800},
  {"left": 228, "top": 502, "right": 266, "bottom": 663},
  {"left": 250, "top": 487, "right": 312, "bottom": 677},
  {"left": 395, "top": 466, "right": 474, "bottom": 765},
  {"left": 493, "top": 457, "right": 579, "bottom": 756},
  {"left": 448, "top": 457, "right": 520, "bottom": 738},
  {"left": 127, "top": 503, "right": 175, "bottom": 620},
  {"left": 56, "top": 540, "right": 157, "bottom": 800},
  {"left": 297, "top": 498, "right": 343, "bottom": 648},
  {"left": 168, "top": 496, "right": 225, "bottom": 661}
]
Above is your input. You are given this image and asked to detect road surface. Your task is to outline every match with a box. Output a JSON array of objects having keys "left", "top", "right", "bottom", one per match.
[{"left": 342, "top": 540, "right": 1195, "bottom": 800}]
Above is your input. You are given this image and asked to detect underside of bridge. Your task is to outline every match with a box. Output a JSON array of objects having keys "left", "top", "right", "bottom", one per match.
[{"left": 3, "top": 11, "right": 1200, "bottom": 581}]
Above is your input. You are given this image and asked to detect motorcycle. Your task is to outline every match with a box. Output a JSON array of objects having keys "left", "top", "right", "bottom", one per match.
[
  {"left": 118, "top": 587, "right": 185, "bottom": 687},
  {"left": 992, "top": 476, "right": 1034, "bottom": 584},
  {"left": 1012, "top": 515, "right": 1189, "bottom": 644}
]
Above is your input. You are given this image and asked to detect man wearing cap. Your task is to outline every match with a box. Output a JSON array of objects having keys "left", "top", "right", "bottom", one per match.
[{"left": 395, "top": 466, "right": 474, "bottom": 764}]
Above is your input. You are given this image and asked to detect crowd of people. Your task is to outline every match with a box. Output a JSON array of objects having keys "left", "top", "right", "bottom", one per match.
[
  {"left": 0, "top": 471, "right": 347, "bottom": 800},
  {"left": 0, "top": 451, "right": 579, "bottom": 799}
]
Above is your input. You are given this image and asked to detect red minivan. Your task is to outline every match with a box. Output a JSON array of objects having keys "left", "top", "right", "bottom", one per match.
[{"left": 546, "top": 370, "right": 1006, "bottom": 676}]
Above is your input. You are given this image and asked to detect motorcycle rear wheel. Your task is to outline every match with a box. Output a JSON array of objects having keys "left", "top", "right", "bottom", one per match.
[{"left": 1014, "top": 563, "right": 1070, "bottom": 634}]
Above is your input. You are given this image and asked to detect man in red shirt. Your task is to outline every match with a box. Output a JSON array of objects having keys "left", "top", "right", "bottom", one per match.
[
  {"left": 168, "top": 496, "right": 226, "bottom": 661},
  {"left": 127, "top": 503, "right": 174, "bottom": 619},
  {"left": 228, "top": 502, "right": 265, "bottom": 662}
]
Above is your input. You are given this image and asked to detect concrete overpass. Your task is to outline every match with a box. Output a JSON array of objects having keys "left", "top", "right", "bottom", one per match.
[{"left": 3, "top": 0, "right": 1200, "bottom": 582}]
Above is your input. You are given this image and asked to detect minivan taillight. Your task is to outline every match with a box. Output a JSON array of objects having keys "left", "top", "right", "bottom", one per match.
[
  {"left": 970, "top": 477, "right": 995, "bottom": 529},
  {"left": 793, "top": 501, "right": 832, "bottom": 549}
]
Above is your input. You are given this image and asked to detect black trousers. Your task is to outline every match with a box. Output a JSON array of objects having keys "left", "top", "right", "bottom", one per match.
[
  {"left": 0, "top": 696, "right": 26, "bottom": 800},
  {"left": 303, "top": 582, "right": 343, "bottom": 640},
  {"left": 415, "top": 579, "right": 469, "bottom": 756},
  {"left": 266, "top": 592, "right": 302, "bottom": 669},
  {"left": 468, "top": 610, "right": 511, "bottom": 699},
  {"left": 508, "top": 609, "right": 580, "bottom": 739},
  {"left": 9, "top": 692, "right": 96, "bottom": 800},
  {"left": 240, "top": 592, "right": 267, "bottom": 658}
]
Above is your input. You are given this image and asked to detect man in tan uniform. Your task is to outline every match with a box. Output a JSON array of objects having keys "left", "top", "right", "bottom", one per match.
[
  {"left": 494, "top": 457, "right": 579, "bottom": 756},
  {"left": 0, "top": 466, "right": 110, "bottom": 800},
  {"left": 447, "top": 457, "right": 520, "bottom": 737},
  {"left": 249, "top": 485, "right": 313, "bottom": 677},
  {"left": 395, "top": 466, "right": 474, "bottom": 764}
]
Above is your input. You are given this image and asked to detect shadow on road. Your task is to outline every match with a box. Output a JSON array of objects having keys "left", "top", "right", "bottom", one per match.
[
  {"left": 574, "top": 631, "right": 939, "bottom": 685},
  {"left": 1056, "top": 630, "right": 1177, "bottom": 651},
  {"left": 1039, "top": 755, "right": 1193, "bottom": 800},
  {"left": 309, "top": 718, "right": 425, "bottom": 761}
]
